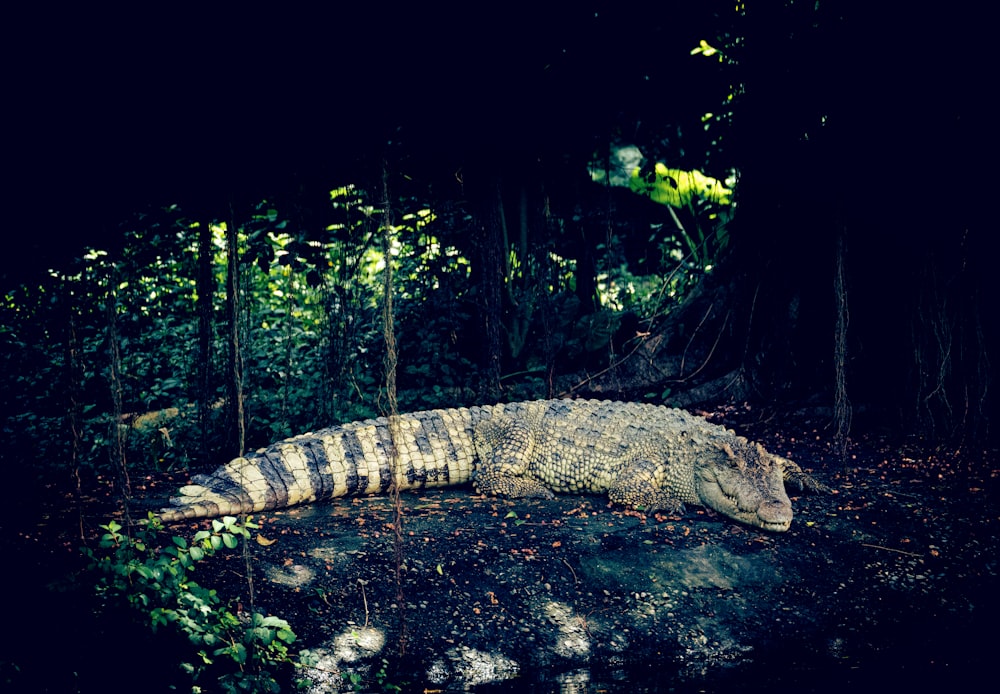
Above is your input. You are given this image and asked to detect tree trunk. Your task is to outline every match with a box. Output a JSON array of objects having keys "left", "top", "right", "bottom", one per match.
[
  {"left": 224, "top": 213, "right": 245, "bottom": 457},
  {"left": 475, "top": 179, "right": 505, "bottom": 401},
  {"left": 196, "top": 218, "right": 215, "bottom": 464}
]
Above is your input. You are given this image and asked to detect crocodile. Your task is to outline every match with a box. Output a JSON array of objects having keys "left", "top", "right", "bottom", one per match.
[{"left": 160, "top": 399, "right": 830, "bottom": 531}]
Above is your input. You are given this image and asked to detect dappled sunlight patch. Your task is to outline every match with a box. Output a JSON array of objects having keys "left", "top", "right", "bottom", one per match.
[
  {"left": 426, "top": 645, "right": 520, "bottom": 688},
  {"left": 297, "top": 625, "right": 387, "bottom": 693},
  {"left": 265, "top": 561, "right": 316, "bottom": 588},
  {"left": 541, "top": 601, "right": 592, "bottom": 659}
]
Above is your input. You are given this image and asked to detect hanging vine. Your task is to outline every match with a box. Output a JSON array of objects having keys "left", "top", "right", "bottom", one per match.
[
  {"left": 226, "top": 215, "right": 247, "bottom": 461},
  {"left": 833, "top": 227, "right": 852, "bottom": 464},
  {"left": 381, "top": 162, "right": 407, "bottom": 657}
]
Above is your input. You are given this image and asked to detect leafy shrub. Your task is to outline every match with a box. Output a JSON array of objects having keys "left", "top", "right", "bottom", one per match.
[{"left": 82, "top": 514, "right": 298, "bottom": 693}]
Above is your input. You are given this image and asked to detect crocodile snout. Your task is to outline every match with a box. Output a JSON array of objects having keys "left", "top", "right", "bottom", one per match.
[{"left": 757, "top": 499, "right": 793, "bottom": 527}]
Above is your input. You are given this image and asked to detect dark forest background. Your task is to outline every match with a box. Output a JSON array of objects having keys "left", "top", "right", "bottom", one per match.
[{"left": 1, "top": 1, "right": 993, "bottom": 505}]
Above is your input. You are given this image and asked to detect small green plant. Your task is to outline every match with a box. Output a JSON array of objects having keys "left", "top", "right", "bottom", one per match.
[
  {"left": 338, "top": 658, "right": 402, "bottom": 693},
  {"left": 82, "top": 512, "right": 298, "bottom": 693},
  {"left": 504, "top": 510, "right": 526, "bottom": 526},
  {"left": 341, "top": 670, "right": 364, "bottom": 691},
  {"left": 375, "top": 658, "right": 403, "bottom": 692}
]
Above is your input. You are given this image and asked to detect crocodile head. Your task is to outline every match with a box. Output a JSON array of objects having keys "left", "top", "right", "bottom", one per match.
[{"left": 695, "top": 437, "right": 795, "bottom": 532}]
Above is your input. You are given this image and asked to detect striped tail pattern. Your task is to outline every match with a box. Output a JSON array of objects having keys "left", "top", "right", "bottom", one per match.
[{"left": 159, "top": 405, "right": 494, "bottom": 522}]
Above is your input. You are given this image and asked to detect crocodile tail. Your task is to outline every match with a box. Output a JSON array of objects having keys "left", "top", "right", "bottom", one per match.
[{"left": 159, "top": 407, "right": 484, "bottom": 523}]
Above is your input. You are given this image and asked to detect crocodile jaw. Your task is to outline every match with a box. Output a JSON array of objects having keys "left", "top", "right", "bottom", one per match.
[{"left": 695, "top": 449, "right": 794, "bottom": 532}]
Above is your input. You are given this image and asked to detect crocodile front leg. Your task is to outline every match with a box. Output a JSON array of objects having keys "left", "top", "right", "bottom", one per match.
[
  {"left": 608, "top": 458, "right": 686, "bottom": 514},
  {"left": 775, "top": 455, "right": 832, "bottom": 494}
]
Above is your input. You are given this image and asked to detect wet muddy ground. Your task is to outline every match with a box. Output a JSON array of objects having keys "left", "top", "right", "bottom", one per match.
[{"left": 5, "top": 410, "right": 999, "bottom": 693}]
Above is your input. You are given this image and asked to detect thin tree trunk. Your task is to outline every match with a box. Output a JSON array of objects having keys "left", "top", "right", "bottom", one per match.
[
  {"left": 196, "top": 219, "right": 214, "bottom": 464},
  {"left": 105, "top": 266, "right": 132, "bottom": 524},
  {"left": 65, "top": 299, "right": 84, "bottom": 539},
  {"left": 224, "top": 214, "right": 245, "bottom": 460},
  {"left": 478, "top": 180, "right": 505, "bottom": 401}
]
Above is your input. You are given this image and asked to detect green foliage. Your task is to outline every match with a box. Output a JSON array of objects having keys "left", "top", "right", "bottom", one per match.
[
  {"left": 587, "top": 30, "right": 741, "bottom": 311},
  {"left": 82, "top": 513, "right": 298, "bottom": 693},
  {"left": 375, "top": 658, "right": 403, "bottom": 692},
  {"left": 629, "top": 163, "right": 733, "bottom": 208},
  {"left": 2, "top": 141, "right": 733, "bottom": 485}
]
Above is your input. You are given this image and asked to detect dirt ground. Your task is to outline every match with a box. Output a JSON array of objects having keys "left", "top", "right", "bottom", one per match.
[{"left": 5, "top": 408, "right": 999, "bottom": 693}]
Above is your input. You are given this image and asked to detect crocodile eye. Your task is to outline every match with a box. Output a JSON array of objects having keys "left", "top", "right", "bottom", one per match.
[{"left": 719, "top": 443, "right": 740, "bottom": 467}]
